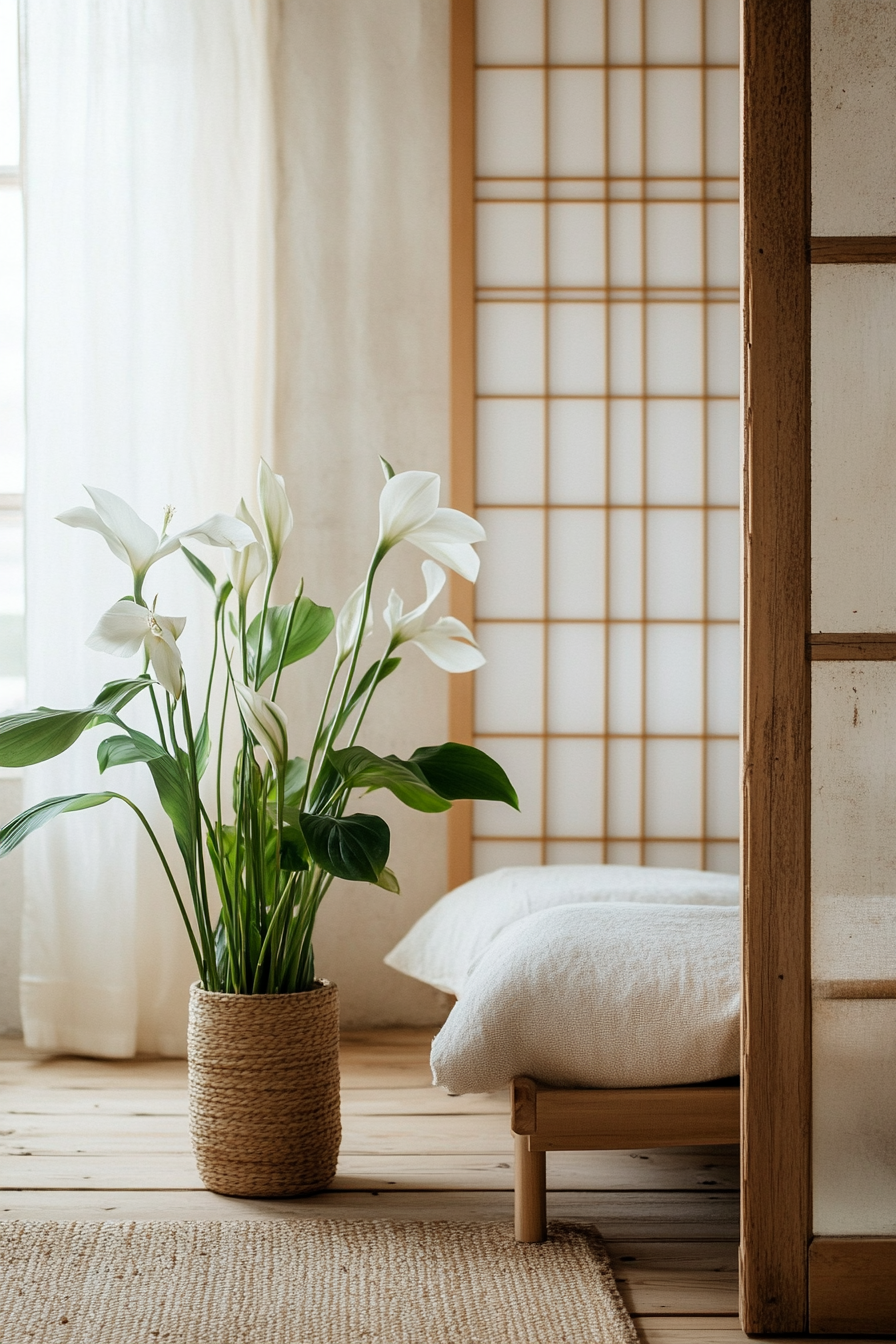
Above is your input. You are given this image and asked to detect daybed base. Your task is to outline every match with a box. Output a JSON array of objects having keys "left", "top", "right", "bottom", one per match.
[{"left": 510, "top": 1074, "right": 740, "bottom": 1242}]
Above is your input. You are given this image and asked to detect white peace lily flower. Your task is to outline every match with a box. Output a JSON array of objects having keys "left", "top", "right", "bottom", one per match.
[
  {"left": 334, "top": 582, "right": 374, "bottom": 665},
  {"left": 227, "top": 499, "right": 267, "bottom": 600},
  {"left": 58, "top": 487, "right": 255, "bottom": 583},
  {"left": 257, "top": 459, "right": 294, "bottom": 568},
  {"left": 86, "top": 599, "right": 186, "bottom": 700},
  {"left": 376, "top": 471, "right": 485, "bottom": 582},
  {"left": 234, "top": 680, "right": 289, "bottom": 777},
  {"left": 384, "top": 561, "right": 485, "bottom": 673}
]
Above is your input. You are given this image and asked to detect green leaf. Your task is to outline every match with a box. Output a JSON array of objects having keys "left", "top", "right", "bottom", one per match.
[
  {"left": 0, "top": 678, "right": 150, "bottom": 769},
  {"left": 181, "top": 545, "right": 217, "bottom": 592},
  {"left": 215, "top": 578, "right": 233, "bottom": 616},
  {"left": 193, "top": 716, "right": 211, "bottom": 781},
  {"left": 145, "top": 754, "right": 196, "bottom": 862},
  {"left": 97, "top": 727, "right": 168, "bottom": 773},
  {"left": 282, "top": 756, "right": 309, "bottom": 807},
  {"left": 280, "top": 825, "right": 309, "bottom": 872},
  {"left": 325, "top": 657, "right": 401, "bottom": 741},
  {"left": 299, "top": 812, "right": 390, "bottom": 883},
  {"left": 0, "top": 792, "right": 116, "bottom": 857},
  {"left": 375, "top": 866, "right": 400, "bottom": 894},
  {"left": 329, "top": 745, "right": 451, "bottom": 813},
  {"left": 396, "top": 743, "right": 519, "bottom": 809},
  {"left": 246, "top": 598, "right": 335, "bottom": 685}
]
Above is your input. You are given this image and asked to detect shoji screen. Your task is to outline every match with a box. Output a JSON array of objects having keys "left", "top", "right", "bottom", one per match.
[{"left": 465, "top": 0, "right": 740, "bottom": 878}]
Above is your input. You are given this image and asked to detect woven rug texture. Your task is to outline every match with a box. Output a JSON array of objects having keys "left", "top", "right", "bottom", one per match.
[{"left": 0, "top": 1218, "right": 638, "bottom": 1344}]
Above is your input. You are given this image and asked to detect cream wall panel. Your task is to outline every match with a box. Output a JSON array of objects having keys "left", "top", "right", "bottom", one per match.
[
  {"left": 812, "top": 664, "right": 896, "bottom": 900},
  {"left": 812, "top": 664, "right": 896, "bottom": 990},
  {"left": 477, "top": 0, "right": 543, "bottom": 63},
  {"left": 811, "top": 267, "right": 896, "bottom": 632},
  {"left": 812, "top": 0, "right": 896, "bottom": 235},
  {"left": 273, "top": 0, "right": 452, "bottom": 1028},
  {"left": 813, "top": 1000, "right": 896, "bottom": 1235},
  {"left": 813, "top": 894, "right": 896, "bottom": 983}
]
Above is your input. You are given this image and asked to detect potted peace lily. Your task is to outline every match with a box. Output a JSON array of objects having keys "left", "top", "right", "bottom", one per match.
[{"left": 0, "top": 460, "right": 517, "bottom": 1197}]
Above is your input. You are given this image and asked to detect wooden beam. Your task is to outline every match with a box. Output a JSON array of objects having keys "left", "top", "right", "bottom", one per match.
[
  {"left": 510, "top": 1076, "right": 537, "bottom": 1135},
  {"left": 523, "top": 1086, "right": 740, "bottom": 1151},
  {"left": 809, "top": 633, "right": 896, "bottom": 660},
  {"left": 809, "top": 1238, "right": 896, "bottom": 1335},
  {"left": 741, "top": 0, "right": 812, "bottom": 1333},
  {"left": 811, "top": 236, "right": 896, "bottom": 264},
  {"left": 447, "top": 0, "right": 476, "bottom": 891},
  {"left": 812, "top": 978, "right": 896, "bottom": 1000}
]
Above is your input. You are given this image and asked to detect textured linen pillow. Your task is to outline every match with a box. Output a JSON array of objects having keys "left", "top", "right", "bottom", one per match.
[
  {"left": 429, "top": 902, "right": 740, "bottom": 1093},
  {"left": 384, "top": 864, "right": 739, "bottom": 996}
]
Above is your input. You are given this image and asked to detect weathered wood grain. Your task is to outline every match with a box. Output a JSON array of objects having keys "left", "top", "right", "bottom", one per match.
[
  {"left": 810, "top": 236, "right": 896, "bottom": 264},
  {"left": 0, "top": 1189, "right": 740, "bottom": 1240},
  {"left": 742, "top": 0, "right": 812, "bottom": 1332},
  {"left": 0, "top": 1085, "right": 507, "bottom": 1118},
  {"left": 808, "top": 1237, "right": 896, "bottom": 1336},
  {"left": 447, "top": 0, "right": 476, "bottom": 889},
  {"left": 809, "top": 633, "right": 896, "bottom": 661}
]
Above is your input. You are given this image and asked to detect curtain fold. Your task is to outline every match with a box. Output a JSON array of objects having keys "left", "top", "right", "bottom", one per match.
[{"left": 20, "top": 0, "right": 275, "bottom": 1056}]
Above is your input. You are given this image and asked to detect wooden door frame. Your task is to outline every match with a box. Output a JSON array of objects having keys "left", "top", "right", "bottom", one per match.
[
  {"left": 448, "top": 0, "right": 476, "bottom": 892},
  {"left": 741, "top": 0, "right": 812, "bottom": 1332},
  {"left": 743, "top": 3, "right": 896, "bottom": 1334}
]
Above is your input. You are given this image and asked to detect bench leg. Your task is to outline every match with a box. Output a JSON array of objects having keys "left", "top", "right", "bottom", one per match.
[{"left": 514, "top": 1134, "right": 546, "bottom": 1242}]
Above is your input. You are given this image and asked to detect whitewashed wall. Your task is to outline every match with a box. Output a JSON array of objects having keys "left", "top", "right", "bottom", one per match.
[
  {"left": 811, "top": 0, "right": 896, "bottom": 1237},
  {"left": 271, "top": 0, "right": 455, "bottom": 1028}
]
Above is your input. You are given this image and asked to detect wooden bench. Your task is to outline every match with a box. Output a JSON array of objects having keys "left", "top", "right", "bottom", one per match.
[{"left": 511, "top": 1074, "right": 741, "bottom": 1242}]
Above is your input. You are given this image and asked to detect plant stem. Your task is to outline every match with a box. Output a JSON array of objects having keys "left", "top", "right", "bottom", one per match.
[
  {"left": 319, "top": 551, "right": 382, "bottom": 760},
  {"left": 181, "top": 683, "right": 218, "bottom": 992},
  {"left": 149, "top": 685, "right": 168, "bottom": 751},
  {"left": 203, "top": 608, "right": 219, "bottom": 725},
  {"left": 254, "top": 569, "right": 276, "bottom": 690},
  {"left": 113, "top": 793, "right": 205, "bottom": 982},
  {"left": 271, "top": 582, "right": 303, "bottom": 701},
  {"left": 345, "top": 641, "right": 398, "bottom": 749},
  {"left": 297, "top": 659, "right": 342, "bottom": 815}
]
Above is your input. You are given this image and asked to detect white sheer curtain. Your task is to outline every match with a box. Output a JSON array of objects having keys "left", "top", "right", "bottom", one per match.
[{"left": 20, "top": 0, "right": 275, "bottom": 1055}]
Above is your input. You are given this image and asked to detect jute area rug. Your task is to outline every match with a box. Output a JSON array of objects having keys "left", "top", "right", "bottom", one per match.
[{"left": 0, "top": 1218, "right": 638, "bottom": 1344}]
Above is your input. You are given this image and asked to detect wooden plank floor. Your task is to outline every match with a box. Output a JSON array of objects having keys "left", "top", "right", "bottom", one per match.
[{"left": 0, "top": 1029, "right": 875, "bottom": 1343}]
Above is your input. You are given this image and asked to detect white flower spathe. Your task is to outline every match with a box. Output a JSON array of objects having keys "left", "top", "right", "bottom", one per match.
[
  {"left": 87, "top": 600, "right": 186, "bottom": 700},
  {"left": 377, "top": 471, "right": 485, "bottom": 582},
  {"left": 257, "top": 460, "right": 294, "bottom": 568},
  {"left": 227, "top": 499, "right": 267, "bottom": 600},
  {"left": 234, "top": 680, "right": 289, "bottom": 777},
  {"left": 334, "top": 582, "right": 374, "bottom": 666},
  {"left": 58, "top": 487, "right": 255, "bottom": 583},
  {"left": 384, "top": 561, "right": 485, "bottom": 673}
]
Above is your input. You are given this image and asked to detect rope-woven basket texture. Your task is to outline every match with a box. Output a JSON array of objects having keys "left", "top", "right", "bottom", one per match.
[{"left": 188, "top": 980, "right": 341, "bottom": 1197}]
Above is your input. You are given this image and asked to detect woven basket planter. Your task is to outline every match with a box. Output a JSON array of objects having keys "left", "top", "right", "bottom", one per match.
[{"left": 187, "top": 980, "right": 341, "bottom": 1198}]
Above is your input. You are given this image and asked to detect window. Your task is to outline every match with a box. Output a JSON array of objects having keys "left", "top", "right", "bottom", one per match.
[{"left": 0, "top": 0, "right": 24, "bottom": 714}]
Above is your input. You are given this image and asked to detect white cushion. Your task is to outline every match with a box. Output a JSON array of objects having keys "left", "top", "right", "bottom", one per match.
[
  {"left": 429, "top": 903, "right": 740, "bottom": 1093},
  {"left": 384, "top": 864, "right": 739, "bottom": 996}
]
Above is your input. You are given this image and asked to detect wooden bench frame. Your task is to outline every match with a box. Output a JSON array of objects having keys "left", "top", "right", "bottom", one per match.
[{"left": 510, "top": 1075, "right": 741, "bottom": 1242}]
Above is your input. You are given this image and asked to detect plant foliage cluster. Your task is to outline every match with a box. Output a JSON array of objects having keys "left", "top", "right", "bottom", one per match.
[{"left": 0, "top": 462, "right": 517, "bottom": 993}]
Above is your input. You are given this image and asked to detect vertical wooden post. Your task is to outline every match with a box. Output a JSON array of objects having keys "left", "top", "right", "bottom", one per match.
[
  {"left": 741, "top": 0, "right": 812, "bottom": 1332},
  {"left": 448, "top": 0, "right": 477, "bottom": 891},
  {"left": 514, "top": 1135, "right": 547, "bottom": 1243}
]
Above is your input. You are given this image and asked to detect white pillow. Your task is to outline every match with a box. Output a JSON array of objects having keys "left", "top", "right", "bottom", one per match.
[
  {"left": 384, "top": 864, "right": 739, "bottom": 996},
  {"left": 430, "top": 902, "right": 740, "bottom": 1093}
]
